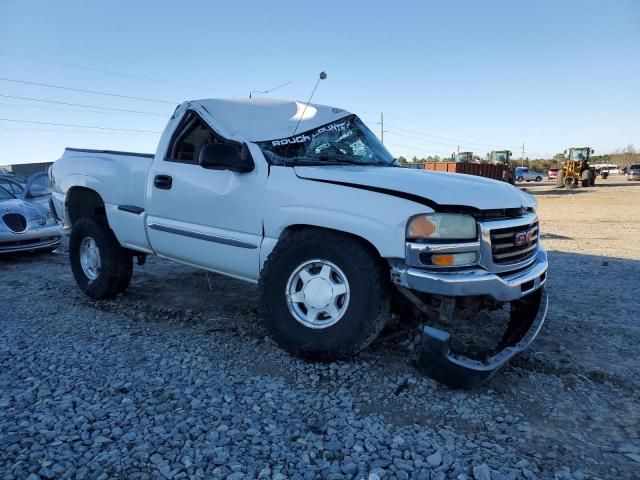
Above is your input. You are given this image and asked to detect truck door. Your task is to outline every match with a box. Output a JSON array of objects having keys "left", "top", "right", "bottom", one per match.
[{"left": 145, "top": 110, "right": 266, "bottom": 282}]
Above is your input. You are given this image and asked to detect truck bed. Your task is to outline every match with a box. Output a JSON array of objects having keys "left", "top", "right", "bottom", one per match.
[{"left": 51, "top": 148, "right": 156, "bottom": 251}]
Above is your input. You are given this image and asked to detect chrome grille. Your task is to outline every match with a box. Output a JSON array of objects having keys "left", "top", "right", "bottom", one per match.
[
  {"left": 490, "top": 221, "right": 538, "bottom": 264},
  {"left": 2, "top": 213, "right": 27, "bottom": 233}
]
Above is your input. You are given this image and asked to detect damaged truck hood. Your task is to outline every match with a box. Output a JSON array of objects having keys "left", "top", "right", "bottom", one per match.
[{"left": 294, "top": 165, "right": 536, "bottom": 211}]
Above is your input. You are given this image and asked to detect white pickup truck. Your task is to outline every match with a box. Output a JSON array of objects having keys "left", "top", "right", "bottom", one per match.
[{"left": 51, "top": 98, "right": 548, "bottom": 387}]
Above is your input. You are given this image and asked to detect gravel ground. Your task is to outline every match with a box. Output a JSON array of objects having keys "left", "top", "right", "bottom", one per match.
[{"left": 1, "top": 177, "right": 639, "bottom": 480}]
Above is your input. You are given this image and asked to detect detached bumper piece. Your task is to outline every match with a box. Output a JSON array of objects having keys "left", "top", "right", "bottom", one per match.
[{"left": 417, "top": 288, "right": 548, "bottom": 388}]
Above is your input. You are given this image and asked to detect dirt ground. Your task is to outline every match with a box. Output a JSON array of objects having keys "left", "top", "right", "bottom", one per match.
[
  {"left": 521, "top": 178, "right": 640, "bottom": 385},
  {"left": 1, "top": 176, "right": 639, "bottom": 479}
]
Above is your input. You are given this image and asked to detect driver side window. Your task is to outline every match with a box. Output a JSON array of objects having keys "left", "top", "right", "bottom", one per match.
[{"left": 166, "top": 111, "right": 219, "bottom": 164}]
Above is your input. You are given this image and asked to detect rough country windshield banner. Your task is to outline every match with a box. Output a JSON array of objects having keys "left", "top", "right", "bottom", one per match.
[
  {"left": 257, "top": 114, "right": 396, "bottom": 166},
  {"left": 270, "top": 119, "right": 350, "bottom": 147}
]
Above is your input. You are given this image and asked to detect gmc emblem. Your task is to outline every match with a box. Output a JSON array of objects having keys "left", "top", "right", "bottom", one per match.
[{"left": 514, "top": 229, "right": 536, "bottom": 247}]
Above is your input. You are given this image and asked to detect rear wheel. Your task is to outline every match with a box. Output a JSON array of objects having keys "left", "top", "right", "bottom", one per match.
[
  {"left": 259, "top": 229, "right": 389, "bottom": 360},
  {"left": 69, "top": 218, "right": 133, "bottom": 299},
  {"left": 556, "top": 170, "right": 565, "bottom": 188},
  {"left": 581, "top": 169, "right": 593, "bottom": 187},
  {"left": 535, "top": 176, "right": 542, "bottom": 182},
  {"left": 517, "top": 176, "right": 524, "bottom": 182}
]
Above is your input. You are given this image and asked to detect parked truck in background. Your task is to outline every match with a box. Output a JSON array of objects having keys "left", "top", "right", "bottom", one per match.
[{"left": 51, "top": 98, "right": 548, "bottom": 387}]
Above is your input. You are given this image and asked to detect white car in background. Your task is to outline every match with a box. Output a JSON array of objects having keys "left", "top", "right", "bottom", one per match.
[{"left": 0, "top": 186, "right": 62, "bottom": 254}]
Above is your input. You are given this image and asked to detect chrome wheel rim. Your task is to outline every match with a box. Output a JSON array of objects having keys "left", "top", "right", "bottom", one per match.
[
  {"left": 285, "top": 259, "right": 350, "bottom": 329},
  {"left": 79, "top": 236, "right": 101, "bottom": 280}
]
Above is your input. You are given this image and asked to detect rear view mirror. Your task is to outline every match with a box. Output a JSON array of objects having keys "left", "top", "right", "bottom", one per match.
[{"left": 199, "top": 143, "right": 254, "bottom": 173}]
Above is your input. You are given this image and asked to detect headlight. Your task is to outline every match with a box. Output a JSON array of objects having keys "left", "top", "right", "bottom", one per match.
[
  {"left": 406, "top": 214, "right": 477, "bottom": 241},
  {"left": 34, "top": 215, "right": 46, "bottom": 226}
]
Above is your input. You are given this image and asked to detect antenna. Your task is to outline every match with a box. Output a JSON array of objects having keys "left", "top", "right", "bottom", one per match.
[
  {"left": 249, "top": 80, "right": 292, "bottom": 99},
  {"left": 293, "top": 71, "right": 327, "bottom": 135}
]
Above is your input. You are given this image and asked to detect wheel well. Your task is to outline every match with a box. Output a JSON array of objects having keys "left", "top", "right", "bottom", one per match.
[
  {"left": 66, "top": 187, "right": 106, "bottom": 226},
  {"left": 279, "top": 224, "right": 387, "bottom": 270}
]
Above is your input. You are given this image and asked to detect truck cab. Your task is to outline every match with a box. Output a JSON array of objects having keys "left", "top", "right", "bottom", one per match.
[{"left": 452, "top": 151, "right": 474, "bottom": 163}]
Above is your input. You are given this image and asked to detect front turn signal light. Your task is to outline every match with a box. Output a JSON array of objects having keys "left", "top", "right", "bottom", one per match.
[{"left": 430, "top": 252, "right": 477, "bottom": 267}]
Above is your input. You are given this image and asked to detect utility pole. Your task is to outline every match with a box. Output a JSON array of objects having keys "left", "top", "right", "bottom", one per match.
[
  {"left": 380, "top": 112, "right": 384, "bottom": 144},
  {"left": 521, "top": 142, "right": 525, "bottom": 167}
]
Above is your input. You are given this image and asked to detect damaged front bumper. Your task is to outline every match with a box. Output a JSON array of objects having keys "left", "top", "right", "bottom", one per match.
[
  {"left": 391, "top": 248, "right": 548, "bottom": 303},
  {"left": 417, "top": 288, "right": 548, "bottom": 388},
  {"left": 390, "top": 239, "right": 549, "bottom": 388}
]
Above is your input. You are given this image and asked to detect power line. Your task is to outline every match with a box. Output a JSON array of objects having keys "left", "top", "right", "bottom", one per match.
[
  {"left": 0, "top": 52, "right": 239, "bottom": 95},
  {"left": 385, "top": 141, "right": 450, "bottom": 156},
  {"left": 0, "top": 126, "right": 159, "bottom": 136},
  {"left": 0, "top": 118, "right": 162, "bottom": 133},
  {"left": 250, "top": 80, "right": 292, "bottom": 98},
  {"left": 385, "top": 130, "right": 460, "bottom": 149},
  {"left": 0, "top": 94, "right": 169, "bottom": 116},
  {"left": 0, "top": 77, "right": 178, "bottom": 104},
  {"left": 0, "top": 101, "right": 169, "bottom": 119},
  {"left": 385, "top": 123, "right": 521, "bottom": 150}
]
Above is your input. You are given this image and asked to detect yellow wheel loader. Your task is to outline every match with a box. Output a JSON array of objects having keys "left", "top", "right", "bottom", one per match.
[{"left": 557, "top": 147, "right": 596, "bottom": 188}]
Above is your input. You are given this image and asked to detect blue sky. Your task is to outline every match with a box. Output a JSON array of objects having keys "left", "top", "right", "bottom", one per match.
[{"left": 1, "top": 0, "right": 638, "bottom": 164}]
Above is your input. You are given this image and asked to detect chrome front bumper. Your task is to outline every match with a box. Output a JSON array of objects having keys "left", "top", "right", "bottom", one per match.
[
  {"left": 391, "top": 248, "right": 548, "bottom": 302},
  {"left": 0, "top": 225, "right": 62, "bottom": 253}
]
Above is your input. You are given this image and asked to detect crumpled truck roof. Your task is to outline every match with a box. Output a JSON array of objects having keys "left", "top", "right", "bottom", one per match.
[{"left": 190, "top": 98, "right": 353, "bottom": 143}]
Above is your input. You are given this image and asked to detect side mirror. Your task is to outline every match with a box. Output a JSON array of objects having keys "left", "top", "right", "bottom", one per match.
[
  {"left": 198, "top": 143, "right": 254, "bottom": 173},
  {"left": 28, "top": 187, "right": 49, "bottom": 198}
]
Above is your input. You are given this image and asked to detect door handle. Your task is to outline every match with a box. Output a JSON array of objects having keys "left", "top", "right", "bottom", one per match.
[{"left": 154, "top": 175, "right": 172, "bottom": 190}]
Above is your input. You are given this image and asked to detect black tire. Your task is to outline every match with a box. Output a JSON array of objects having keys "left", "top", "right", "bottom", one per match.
[
  {"left": 259, "top": 229, "right": 389, "bottom": 360},
  {"left": 556, "top": 170, "right": 565, "bottom": 188},
  {"left": 565, "top": 176, "right": 577, "bottom": 188},
  {"left": 590, "top": 175, "right": 596, "bottom": 186},
  {"left": 581, "top": 169, "right": 592, "bottom": 188},
  {"left": 517, "top": 176, "right": 524, "bottom": 182},
  {"left": 535, "top": 176, "right": 542, "bottom": 182},
  {"left": 69, "top": 217, "right": 133, "bottom": 299}
]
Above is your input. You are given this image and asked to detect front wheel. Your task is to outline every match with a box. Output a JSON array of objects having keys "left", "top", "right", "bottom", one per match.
[
  {"left": 535, "top": 176, "right": 542, "bottom": 182},
  {"left": 581, "top": 169, "right": 593, "bottom": 187},
  {"left": 259, "top": 230, "right": 389, "bottom": 360},
  {"left": 69, "top": 218, "right": 133, "bottom": 299},
  {"left": 517, "top": 176, "right": 524, "bottom": 182}
]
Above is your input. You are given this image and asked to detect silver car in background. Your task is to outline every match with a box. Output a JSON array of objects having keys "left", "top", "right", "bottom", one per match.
[
  {"left": 627, "top": 164, "right": 640, "bottom": 181},
  {"left": 0, "top": 186, "right": 62, "bottom": 254}
]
